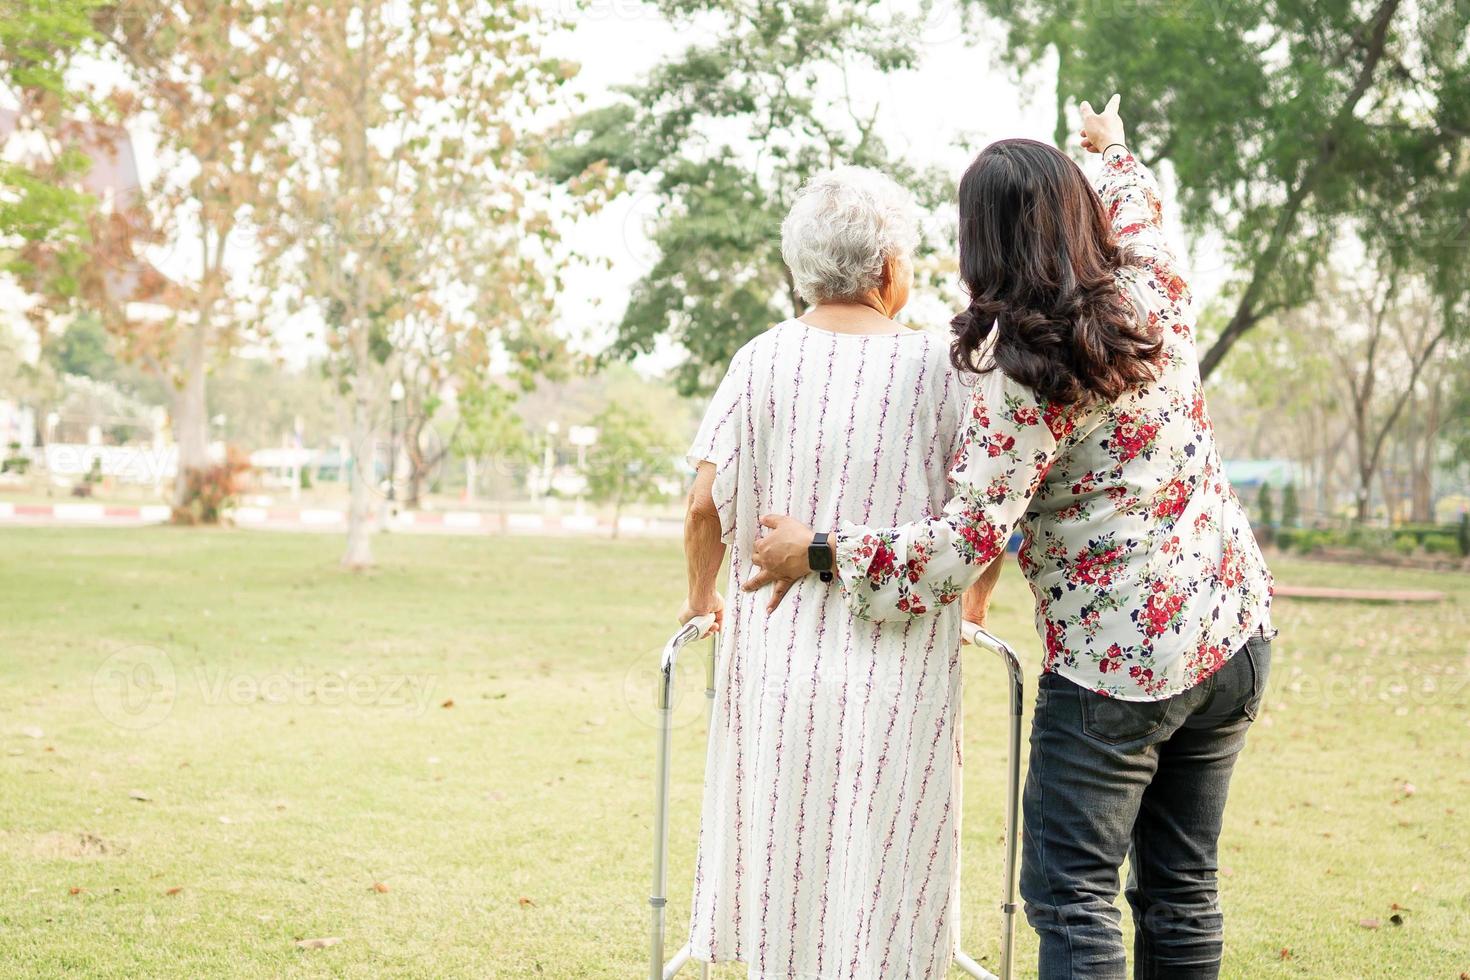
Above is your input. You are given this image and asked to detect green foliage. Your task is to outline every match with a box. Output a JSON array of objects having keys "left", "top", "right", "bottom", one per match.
[
  {"left": 45, "top": 313, "right": 113, "bottom": 380},
  {"left": 1280, "top": 481, "right": 1300, "bottom": 529},
  {"left": 581, "top": 403, "right": 674, "bottom": 514},
  {"left": 1278, "top": 522, "right": 1466, "bottom": 559},
  {"left": 1460, "top": 512, "right": 1470, "bottom": 558},
  {"left": 974, "top": 0, "right": 1470, "bottom": 375},
  {"left": 1, "top": 441, "right": 29, "bottom": 475},
  {"left": 550, "top": 0, "right": 953, "bottom": 394},
  {"left": 455, "top": 382, "right": 530, "bottom": 466},
  {"left": 0, "top": 0, "right": 101, "bottom": 96},
  {"left": 0, "top": 0, "right": 105, "bottom": 309},
  {"left": 1255, "top": 481, "right": 1273, "bottom": 527}
]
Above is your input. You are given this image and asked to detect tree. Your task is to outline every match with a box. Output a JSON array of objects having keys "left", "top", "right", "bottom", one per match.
[
  {"left": 974, "top": 0, "right": 1470, "bottom": 379},
  {"left": 1321, "top": 267, "right": 1451, "bottom": 523},
  {"left": 582, "top": 403, "right": 674, "bottom": 538},
  {"left": 1256, "top": 480, "right": 1274, "bottom": 529},
  {"left": 0, "top": 0, "right": 101, "bottom": 289},
  {"left": 90, "top": 0, "right": 288, "bottom": 515},
  {"left": 549, "top": 0, "right": 951, "bottom": 395},
  {"left": 1280, "top": 481, "right": 1300, "bottom": 529},
  {"left": 453, "top": 378, "right": 530, "bottom": 513},
  {"left": 261, "top": 0, "right": 572, "bottom": 568}
]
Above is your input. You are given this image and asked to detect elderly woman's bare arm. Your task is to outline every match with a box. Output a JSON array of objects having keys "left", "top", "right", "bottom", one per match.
[
  {"left": 680, "top": 461, "right": 726, "bottom": 629},
  {"left": 962, "top": 555, "right": 1005, "bottom": 626}
]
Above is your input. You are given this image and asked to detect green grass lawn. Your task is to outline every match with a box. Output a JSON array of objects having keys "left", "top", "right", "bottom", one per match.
[{"left": 1, "top": 527, "right": 1467, "bottom": 978}]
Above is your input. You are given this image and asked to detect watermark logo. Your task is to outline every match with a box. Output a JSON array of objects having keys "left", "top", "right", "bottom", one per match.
[
  {"left": 93, "top": 645, "right": 178, "bottom": 731},
  {"left": 91, "top": 644, "right": 440, "bottom": 729}
]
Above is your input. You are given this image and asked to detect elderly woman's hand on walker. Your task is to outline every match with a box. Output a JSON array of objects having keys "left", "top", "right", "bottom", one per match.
[{"left": 744, "top": 514, "right": 824, "bottom": 612}]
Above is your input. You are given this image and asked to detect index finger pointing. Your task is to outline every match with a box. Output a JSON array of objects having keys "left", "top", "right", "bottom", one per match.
[{"left": 1105, "top": 93, "right": 1120, "bottom": 114}]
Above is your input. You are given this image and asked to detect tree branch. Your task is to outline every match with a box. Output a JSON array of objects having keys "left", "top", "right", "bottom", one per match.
[{"left": 1199, "top": 0, "right": 1404, "bottom": 379}]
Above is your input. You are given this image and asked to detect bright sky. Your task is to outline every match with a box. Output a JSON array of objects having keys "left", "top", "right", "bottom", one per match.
[{"left": 4, "top": 2, "right": 1227, "bottom": 375}]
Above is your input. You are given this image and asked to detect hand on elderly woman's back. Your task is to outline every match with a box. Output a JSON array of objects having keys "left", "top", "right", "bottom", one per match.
[{"left": 744, "top": 514, "right": 819, "bottom": 612}]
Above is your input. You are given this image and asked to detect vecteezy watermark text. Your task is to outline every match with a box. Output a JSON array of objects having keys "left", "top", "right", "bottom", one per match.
[{"left": 93, "top": 645, "right": 439, "bottom": 730}]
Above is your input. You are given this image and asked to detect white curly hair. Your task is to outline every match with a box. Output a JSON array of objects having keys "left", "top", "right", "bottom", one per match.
[{"left": 779, "top": 166, "right": 920, "bottom": 305}]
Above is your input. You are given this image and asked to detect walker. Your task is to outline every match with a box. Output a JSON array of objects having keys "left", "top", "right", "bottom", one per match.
[{"left": 649, "top": 615, "right": 1024, "bottom": 979}]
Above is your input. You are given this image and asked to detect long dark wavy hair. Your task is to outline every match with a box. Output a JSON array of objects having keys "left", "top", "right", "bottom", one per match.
[{"left": 949, "top": 138, "right": 1163, "bottom": 406}]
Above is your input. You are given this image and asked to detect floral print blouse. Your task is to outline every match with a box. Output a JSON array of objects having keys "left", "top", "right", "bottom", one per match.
[{"left": 833, "top": 146, "right": 1274, "bottom": 701}]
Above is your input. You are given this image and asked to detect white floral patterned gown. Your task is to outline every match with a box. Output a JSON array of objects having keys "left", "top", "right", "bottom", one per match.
[{"left": 686, "top": 321, "right": 971, "bottom": 979}]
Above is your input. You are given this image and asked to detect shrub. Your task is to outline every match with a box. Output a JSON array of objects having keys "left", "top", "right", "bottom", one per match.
[
  {"left": 1423, "top": 534, "right": 1460, "bottom": 557},
  {"left": 1, "top": 442, "right": 29, "bottom": 475},
  {"left": 172, "top": 447, "right": 252, "bottom": 526},
  {"left": 1280, "top": 482, "right": 1300, "bottom": 528}
]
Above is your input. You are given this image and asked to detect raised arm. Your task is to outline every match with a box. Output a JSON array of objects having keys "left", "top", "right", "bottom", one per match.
[{"left": 1080, "top": 94, "right": 1192, "bottom": 324}]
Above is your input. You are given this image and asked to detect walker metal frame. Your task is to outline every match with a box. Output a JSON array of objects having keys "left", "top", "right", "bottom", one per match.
[{"left": 649, "top": 616, "right": 1024, "bottom": 980}]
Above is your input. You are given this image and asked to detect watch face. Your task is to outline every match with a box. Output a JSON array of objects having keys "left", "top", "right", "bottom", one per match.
[{"left": 810, "top": 534, "right": 833, "bottom": 572}]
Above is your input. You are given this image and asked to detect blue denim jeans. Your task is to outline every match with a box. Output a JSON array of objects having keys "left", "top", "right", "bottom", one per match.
[{"left": 1020, "top": 636, "right": 1271, "bottom": 979}]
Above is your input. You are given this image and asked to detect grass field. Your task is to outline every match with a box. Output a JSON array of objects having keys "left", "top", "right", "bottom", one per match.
[{"left": 1, "top": 527, "right": 1467, "bottom": 978}]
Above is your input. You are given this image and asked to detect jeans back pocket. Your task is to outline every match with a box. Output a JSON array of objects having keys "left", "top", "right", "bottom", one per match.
[{"left": 1080, "top": 690, "right": 1171, "bottom": 744}]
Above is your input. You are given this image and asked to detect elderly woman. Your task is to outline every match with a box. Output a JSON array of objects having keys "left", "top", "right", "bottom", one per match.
[
  {"left": 679, "top": 166, "right": 990, "bottom": 978},
  {"left": 748, "top": 98, "right": 1274, "bottom": 979}
]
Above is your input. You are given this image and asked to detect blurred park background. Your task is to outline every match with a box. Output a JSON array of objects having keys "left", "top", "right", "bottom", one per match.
[{"left": 1, "top": 0, "right": 1468, "bottom": 976}]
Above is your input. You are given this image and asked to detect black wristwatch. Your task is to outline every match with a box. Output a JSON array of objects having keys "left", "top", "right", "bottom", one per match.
[{"left": 809, "top": 531, "right": 835, "bottom": 583}]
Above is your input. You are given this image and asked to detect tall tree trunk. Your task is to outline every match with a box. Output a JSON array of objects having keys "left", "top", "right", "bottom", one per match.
[
  {"left": 404, "top": 414, "right": 425, "bottom": 509},
  {"left": 342, "top": 327, "right": 376, "bottom": 569},
  {"left": 1410, "top": 374, "right": 1443, "bottom": 523},
  {"left": 171, "top": 321, "right": 211, "bottom": 512}
]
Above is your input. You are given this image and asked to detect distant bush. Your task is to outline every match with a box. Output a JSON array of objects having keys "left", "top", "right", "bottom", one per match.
[
  {"left": 172, "top": 447, "right": 252, "bottom": 526},
  {"left": 1422, "top": 534, "right": 1460, "bottom": 557},
  {"left": 1, "top": 442, "right": 29, "bottom": 475}
]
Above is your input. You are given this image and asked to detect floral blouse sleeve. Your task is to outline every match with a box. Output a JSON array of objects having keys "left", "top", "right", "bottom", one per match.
[
  {"left": 1097, "top": 146, "right": 1192, "bottom": 336},
  {"left": 833, "top": 370, "right": 1069, "bottom": 622}
]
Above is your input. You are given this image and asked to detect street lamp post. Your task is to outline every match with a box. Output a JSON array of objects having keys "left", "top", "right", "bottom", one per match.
[{"left": 388, "top": 380, "right": 405, "bottom": 506}]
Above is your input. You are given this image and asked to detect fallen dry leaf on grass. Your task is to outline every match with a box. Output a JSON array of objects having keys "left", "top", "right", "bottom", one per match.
[
  {"left": 518, "top": 896, "right": 536, "bottom": 908},
  {"left": 1278, "top": 948, "right": 1291, "bottom": 960},
  {"left": 68, "top": 887, "right": 83, "bottom": 896},
  {"left": 371, "top": 882, "right": 389, "bottom": 893},
  {"left": 165, "top": 887, "right": 183, "bottom": 896},
  {"left": 441, "top": 699, "right": 454, "bottom": 708},
  {"left": 295, "top": 937, "right": 342, "bottom": 950}
]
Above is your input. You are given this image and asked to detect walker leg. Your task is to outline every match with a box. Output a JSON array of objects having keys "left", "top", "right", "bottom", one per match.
[
  {"left": 998, "top": 647, "right": 1024, "bottom": 980},
  {"left": 955, "top": 625, "right": 1025, "bottom": 980},
  {"left": 649, "top": 619, "right": 717, "bottom": 980},
  {"left": 650, "top": 691, "right": 674, "bottom": 980}
]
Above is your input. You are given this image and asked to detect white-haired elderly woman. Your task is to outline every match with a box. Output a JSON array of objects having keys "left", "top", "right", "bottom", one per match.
[{"left": 679, "top": 166, "right": 995, "bottom": 978}]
